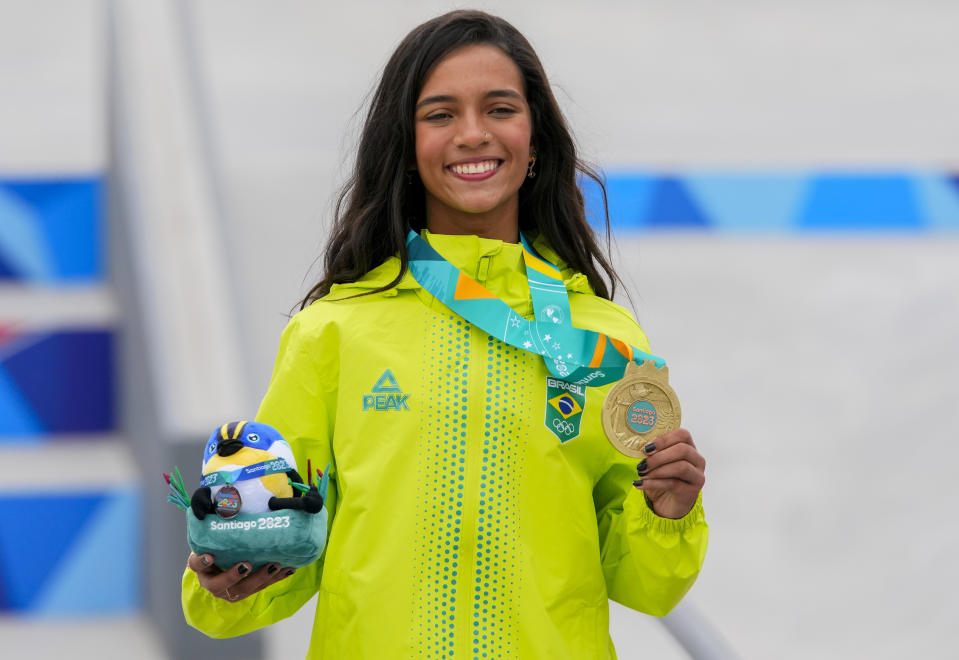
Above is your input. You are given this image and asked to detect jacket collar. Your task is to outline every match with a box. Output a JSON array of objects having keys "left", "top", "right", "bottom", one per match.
[{"left": 328, "top": 230, "right": 594, "bottom": 298}]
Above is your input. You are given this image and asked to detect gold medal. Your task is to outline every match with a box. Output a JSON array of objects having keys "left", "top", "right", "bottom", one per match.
[{"left": 602, "top": 361, "right": 681, "bottom": 458}]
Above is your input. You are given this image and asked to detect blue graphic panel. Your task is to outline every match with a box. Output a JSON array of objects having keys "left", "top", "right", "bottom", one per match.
[
  {"left": 0, "top": 493, "right": 105, "bottom": 610},
  {"left": 33, "top": 489, "right": 141, "bottom": 615},
  {"left": 684, "top": 173, "right": 808, "bottom": 232},
  {"left": 0, "top": 330, "right": 115, "bottom": 438},
  {"left": 644, "top": 177, "right": 710, "bottom": 229},
  {"left": 605, "top": 174, "right": 657, "bottom": 231},
  {"left": 581, "top": 175, "right": 608, "bottom": 228},
  {"left": 0, "top": 189, "right": 55, "bottom": 279},
  {"left": 582, "top": 172, "right": 959, "bottom": 233},
  {"left": 0, "top": 178, "right": 103, "bottom": 281},
  {"left": 583, "top": 174, "right": 653, "bottom": 231},
  {"left": 0, "top": 489, "right": 141, "bottom": 615},
  {"left": 914, "top": 175, "right": 959, "bottom": 231},
  {"left": 798, "top": 175, "right": 921, "bottom": 231},
  {"left": 0, "top": 253, "right": 15, "bottom": 278}
]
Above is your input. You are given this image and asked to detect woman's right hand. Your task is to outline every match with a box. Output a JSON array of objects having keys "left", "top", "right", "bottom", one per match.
[{"left": 187, "top": 553, "right": 296, "bottom": 601}]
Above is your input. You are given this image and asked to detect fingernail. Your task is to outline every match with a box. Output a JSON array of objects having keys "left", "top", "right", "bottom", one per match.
[
  {"left": 200, "top": 555, "right": 211, "bottom": 567},
  {"left": 237, "top": 563, "right": 250, "bottom": 575},
  {"left": 632, "top": 479, "right": 643, "bottom": 488},
  {"left": 268, "top": 564, "right": 278, "bottom": 574},
  {"left": 285, "top": 569, "right": 295, "bottom": 577},
  {"left": 637, "top": 460, "right": 647, "bottom": 473},
  {"left": 643, "top": 442, "right": 657, "bottom": 453}
]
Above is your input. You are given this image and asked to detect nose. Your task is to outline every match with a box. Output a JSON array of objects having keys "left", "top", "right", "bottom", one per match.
[{"left": 456, "top": 113, "right": 488, "bottom": 148}]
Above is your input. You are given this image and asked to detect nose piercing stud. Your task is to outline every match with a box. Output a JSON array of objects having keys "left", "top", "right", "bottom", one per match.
[{"left": 483, "top": 130, "right": 489, "bottom": 140}]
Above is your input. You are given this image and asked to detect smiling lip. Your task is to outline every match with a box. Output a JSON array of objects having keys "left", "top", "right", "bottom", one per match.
[{"left": 446, "top": 158, "right": 502, "bottom": 181}]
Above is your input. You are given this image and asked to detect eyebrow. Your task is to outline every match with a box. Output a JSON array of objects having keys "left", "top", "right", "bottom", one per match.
[{"left": 415, "top": 89, "right": 523, "bottom": 110}]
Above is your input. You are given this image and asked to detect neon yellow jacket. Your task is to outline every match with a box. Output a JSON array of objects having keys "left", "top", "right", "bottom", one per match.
[{"left": 182, "top": 232, "right": 708, "bottom": 659}]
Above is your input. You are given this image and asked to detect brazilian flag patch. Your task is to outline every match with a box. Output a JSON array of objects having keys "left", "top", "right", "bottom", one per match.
[{"left": 545, "top": 377, "right": 586, "bottom": 443}]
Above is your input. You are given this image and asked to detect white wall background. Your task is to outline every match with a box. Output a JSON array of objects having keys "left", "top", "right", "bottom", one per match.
[{"left": 2, "top": 1, "right": 957, "bottom": 658}]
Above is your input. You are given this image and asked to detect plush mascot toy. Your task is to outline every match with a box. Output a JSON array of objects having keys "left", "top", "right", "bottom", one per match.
[
  {"left": 164, "top": 420, "right": 330, "bottom": 570},
  {"left": 192, "top": 420, "right": 323, "bottom": 519}
]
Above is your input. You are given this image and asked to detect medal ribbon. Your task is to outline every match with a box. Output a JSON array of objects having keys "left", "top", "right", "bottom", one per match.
[
  {"left": 406, "top": 229, "right": 665, "bottom": 386},
  {"left": 200, "top": 458, "right": 294, "bottom": 488}
]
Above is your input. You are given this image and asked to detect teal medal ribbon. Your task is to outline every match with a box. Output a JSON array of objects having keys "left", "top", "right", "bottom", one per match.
[
  {"left": 405, "top": 229, "right": 665, "bottom": 387},
  {"left": 200, "top": 458, "right": 294, "bottom": 488}
]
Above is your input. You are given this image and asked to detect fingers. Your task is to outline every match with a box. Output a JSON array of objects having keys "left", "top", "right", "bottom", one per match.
[
  {"left": 629, "top": 429, "right": 706, "bottom": 518},
  {"left": 190, "top": 556, "right": 251, "bottom": 599},
  {"left": 636, "top": 458, "right": 705, "bottom": 489},
  {"left": 639, "top": 428, "right": 706, "bottom": 476},
  {"left": 186, "top": 553, "right": 296, "bottom": 601},
  {"left": 641, "top": 427, "right": 696, "bottom": 455},
  {"left": 187, "top": 552, "right": 222, "bottom": 577},
  {"left": 223, "top": 563, "right": 297, "bottom": 601}
]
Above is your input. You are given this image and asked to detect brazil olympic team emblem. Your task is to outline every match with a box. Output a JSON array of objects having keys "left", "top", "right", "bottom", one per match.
[{"left": 545, "top": 377, "right": 585, "bottom": 443}]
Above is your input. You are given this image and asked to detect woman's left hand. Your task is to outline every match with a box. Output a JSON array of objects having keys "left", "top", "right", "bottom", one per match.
[{"left": 633, "top": 428, "right": 706, "bottom": 519}]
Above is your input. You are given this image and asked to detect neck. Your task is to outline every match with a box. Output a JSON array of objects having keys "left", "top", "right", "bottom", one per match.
[{"left": 425, "top": 199, "right": 520, "bottom": 243}]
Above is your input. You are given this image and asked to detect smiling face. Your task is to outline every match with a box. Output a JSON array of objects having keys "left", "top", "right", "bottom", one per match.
[{"left": 414, "top": 44, "right": 533, "bottom": 242}]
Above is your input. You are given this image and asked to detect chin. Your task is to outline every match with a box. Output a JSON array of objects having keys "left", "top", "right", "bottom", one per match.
[{"left": 453, "top": 194, "right": 510, "bottom": 215}]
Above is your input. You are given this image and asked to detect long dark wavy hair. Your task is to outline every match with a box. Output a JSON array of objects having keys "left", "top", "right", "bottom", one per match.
[{"left": 298, "top": 9, "right": 618, "bottom": 309}]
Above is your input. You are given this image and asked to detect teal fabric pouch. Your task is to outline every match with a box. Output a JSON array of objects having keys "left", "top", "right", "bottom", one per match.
[
  {"left": 186, "top": 505, "right": 328, "bottom": 570},
  {"left": 184, "top": 467, "right": 331, "bottom": 570}
]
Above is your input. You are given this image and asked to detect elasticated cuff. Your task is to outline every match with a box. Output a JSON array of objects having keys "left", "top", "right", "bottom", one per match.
[{"left": 628, "top": 489, "right": 705, "bottom": 535}]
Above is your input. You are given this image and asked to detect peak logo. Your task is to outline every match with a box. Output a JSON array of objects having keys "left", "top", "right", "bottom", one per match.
[{"left": 362, "top": 369, "right": 410, "bottom": 411}]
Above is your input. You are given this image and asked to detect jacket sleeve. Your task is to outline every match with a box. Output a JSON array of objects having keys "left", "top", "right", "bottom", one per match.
[
  {"left": 585, "top": 305, "right": 708, "bottom": 617},
  {"left": 594, "top": 460, "right": 707, "bottom": 617},
  {"left": 182, "top": 309, "right": 341, "bottom": 637}
]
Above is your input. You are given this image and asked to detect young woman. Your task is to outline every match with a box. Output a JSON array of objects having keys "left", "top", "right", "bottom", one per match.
[{"left": 183, "top": 10, "right": 707, "bottom": 658}]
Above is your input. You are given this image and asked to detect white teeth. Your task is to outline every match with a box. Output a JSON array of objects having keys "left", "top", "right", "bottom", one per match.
[{"left": 450, "top": 160, "right": 499, "bottom": 175}]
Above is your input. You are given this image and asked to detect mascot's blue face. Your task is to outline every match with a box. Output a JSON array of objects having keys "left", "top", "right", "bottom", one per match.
[{"left": 204, "top": 421, "right": 283, "bottom": 461}]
